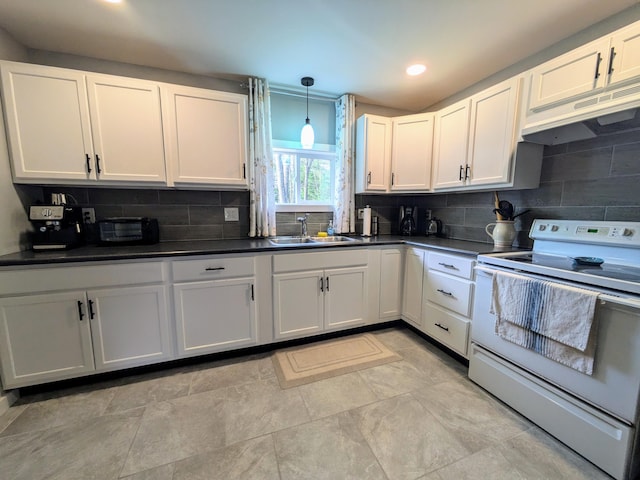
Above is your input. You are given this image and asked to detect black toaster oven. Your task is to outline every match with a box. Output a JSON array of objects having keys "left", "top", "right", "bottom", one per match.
[{"left": 97, "top": 217, "right": 159, "bottom": 245}]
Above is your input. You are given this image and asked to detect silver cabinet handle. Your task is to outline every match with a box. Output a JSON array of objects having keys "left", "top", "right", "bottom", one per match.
[
  {"left": 436, "top": 289, "right": 453, "bottom": 297},
  {"left": 205, "top": 267, "right": 225, "bottom": 271}
]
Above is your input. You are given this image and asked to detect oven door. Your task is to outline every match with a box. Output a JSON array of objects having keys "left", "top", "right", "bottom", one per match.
[{"left": 471, "top": 265, "right": 640, "bottom": 423}]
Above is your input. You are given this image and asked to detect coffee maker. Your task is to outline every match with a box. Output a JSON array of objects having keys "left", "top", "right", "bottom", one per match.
[
  {"left": 399, "top": 206, "right": 418, "bottom": 235},
  {"left": 29, "top": 203, "right": 84, "bottom": 250}
]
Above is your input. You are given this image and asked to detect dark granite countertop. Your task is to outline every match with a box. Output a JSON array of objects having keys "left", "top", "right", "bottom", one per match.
[{"left": 0, "top": 235, "right": 524, "bottom": 267}]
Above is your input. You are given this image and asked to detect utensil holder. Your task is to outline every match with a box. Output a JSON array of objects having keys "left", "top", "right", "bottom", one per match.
[{"left": 485, "top": 220, "right": 516, "bottom": 247}]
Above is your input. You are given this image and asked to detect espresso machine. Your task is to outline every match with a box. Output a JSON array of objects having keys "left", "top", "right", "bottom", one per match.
[
  {"left": 399, "top": 205, "right": 418, "bottom": 235},
  {"left": 29, "top": 203, "right": 84, "bottom": 250}
]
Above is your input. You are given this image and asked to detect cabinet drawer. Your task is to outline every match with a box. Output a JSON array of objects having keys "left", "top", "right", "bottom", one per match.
[
  {"left": 0, "top": 261, "right": 166, "bottom": 296},
  {"left": 425, "top": 270, "right": 472, "bottom": 316},
  {"left": 422, "top": 303, "right": 469, "bottom": 356},
  {"left": 273, "top": 249, "right": 368, "bottom": 273},
  {"left": 428, "top": 252, "right": 474, "bottom": 279},
  {"left": 172, "top": 255, "right": 255, "bottom": 282}
]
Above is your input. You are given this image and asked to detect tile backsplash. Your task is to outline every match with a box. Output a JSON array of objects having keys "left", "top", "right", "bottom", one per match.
[{"left": 21, "top": 126, "right": 640, "bottom": 246}]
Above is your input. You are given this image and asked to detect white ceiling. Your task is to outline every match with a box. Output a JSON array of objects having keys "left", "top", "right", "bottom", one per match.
[{"left": 0, "top": 0, "right": 638, "bottom": 111}]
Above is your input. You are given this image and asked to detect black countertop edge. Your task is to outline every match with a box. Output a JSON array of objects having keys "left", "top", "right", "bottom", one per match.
[{"left": 0, "top": 235, "right": 526, "bottom": 267}]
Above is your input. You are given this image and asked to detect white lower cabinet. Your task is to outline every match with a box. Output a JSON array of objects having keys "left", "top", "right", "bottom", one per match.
[
  {"left": 172, "top": 255, "right": 257, "bottom": 357},
  {"left": 0, "top": 291, "right": 95, "bottom": 387},
  {"left": 422, "top": 251, "right": 475, "bottom": 358},
  {"left": 378, "top": 247, "right": 404, "bottom": 320},
  {"left": 272, "top": 249, "right": 369, "bottom": 340},
  {"left": 0, "top": 260, "right": 171, "bottom": 388},
  {"left": 402, "top": 247, "right": 426, "bottom": 327},
  {"left": 89, "top": 285, "right": 171, "bottom": 370}
]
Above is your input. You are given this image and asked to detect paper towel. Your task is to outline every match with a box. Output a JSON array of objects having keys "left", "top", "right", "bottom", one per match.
[{"left": 362, "top": 206, "right": 372, "bottom": 236}]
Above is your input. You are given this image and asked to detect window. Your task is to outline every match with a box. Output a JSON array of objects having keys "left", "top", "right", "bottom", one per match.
[{"left": 273, "top": 147, "right": 336, "bottom": 208}]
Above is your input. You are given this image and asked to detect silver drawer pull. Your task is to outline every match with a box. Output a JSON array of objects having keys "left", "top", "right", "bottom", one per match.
[
  {"left": 436, "top": 288, "right": 453, "bottom": 297},
  {"left": 434, "top": 323, "right": 449, "bottom": 332},
  {"left": 438, "top": 262, "right": 458, "bottom": 270},
  {"left": 205, "top": 266, "right": 226, "bottom": 271}
]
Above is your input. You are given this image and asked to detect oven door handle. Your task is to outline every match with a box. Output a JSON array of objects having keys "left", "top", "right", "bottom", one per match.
[{"left": 474, "top": 265, "right": 640, "bottom": 310}]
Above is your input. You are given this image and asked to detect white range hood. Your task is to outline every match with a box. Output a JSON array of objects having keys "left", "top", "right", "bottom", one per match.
[{"left": 522, "top": 82, "right": 640, "bottom": 145}]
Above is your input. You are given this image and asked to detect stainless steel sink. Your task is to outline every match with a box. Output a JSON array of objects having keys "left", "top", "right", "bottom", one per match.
[
  {"left": 308, "top": 236, "right": 357, "bottom": 243},
  {"left": 268, "top": 235, "right": 359, "bottom": 246},
  {"left": 268, "top": 236, "right": 316, "bottom": 245}
]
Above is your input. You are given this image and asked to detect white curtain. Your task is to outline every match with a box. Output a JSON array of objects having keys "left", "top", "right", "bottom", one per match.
[
  {"left": 334, "top": 94, "right": 356, "bottom": 233},
  {"left": 248, "top": 77, "right": 276, "bottom": 237}
]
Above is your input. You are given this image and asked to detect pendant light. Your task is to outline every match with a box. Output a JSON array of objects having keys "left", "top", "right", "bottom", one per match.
[{"left": 300, "top": 76, "right": 315, "bottom": 149}]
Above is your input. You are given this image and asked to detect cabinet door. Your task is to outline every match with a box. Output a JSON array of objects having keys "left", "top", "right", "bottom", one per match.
[
  {"left": 402, "top": 247, "right": 426, "bottom": 327},
  {"left": 356, "top": 114, "right": 391, "bottom": 192},
  {"left": 324, "top": 266, "right": 367, "bottom": 330},
  {"left": 88, "top": 285, "right": 171, "bottom": 371},
  {"left": 174, "top": 278, "right": 256, "bottom": 357},
  {"left": 163, "top": 85, "right": 248, "bottom": 187},
  {"left": 86, "top": 75, "right": 166, "bottom": 183},
  {"left": 432, "top": 100, "right": 470, "bottom": 190},
  {"left": 379, "top": 248, "right": 403, "bottom": 319},
  {"left": 0, "top": 62, "right": 94, "bottom": 182},
  {"left": 528, "top": 38, "right": 610, "bottom": 111},
  {"left": 273, "top": 270, "right": 324, "bottom": 339},
  {"left": 467, "top": 78, "right": 519, "bottom": 187},
  {"left": 609, "top": 23, "right": 640, "bottom": 87},
  {"left": 391, "top": 113, "right": 434, "bottom": 191},
  {"left": 0, "top": 291, "right": 94, "bottom": 388}
]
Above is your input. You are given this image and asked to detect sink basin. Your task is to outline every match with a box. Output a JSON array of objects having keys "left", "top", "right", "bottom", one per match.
[
  {"left": 268, "top": 235, "right": 358, "bottom": 246},
  {"left": 309, "top": 236, "right": 357, "bottom": 243},
  {"left": 269, "top": 236, "right": 315, "bottom": 245}
]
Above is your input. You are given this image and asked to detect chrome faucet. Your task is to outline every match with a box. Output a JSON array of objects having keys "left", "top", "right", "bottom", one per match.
[{"left": 297, "top": 213, "right": 309, "bottom": 237}]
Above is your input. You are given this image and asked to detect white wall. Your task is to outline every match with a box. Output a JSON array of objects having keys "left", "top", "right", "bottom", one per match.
[{"left": 0, "top": 27, "right": 31, "bottom": 256}]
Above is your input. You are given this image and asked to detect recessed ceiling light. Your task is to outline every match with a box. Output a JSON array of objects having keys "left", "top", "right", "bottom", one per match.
[
  {"left": 406, "top": 64, "right": 426, "bottom": 76},
  {"left": 103, "top": 0, "right": 123, "bottom": 3}
]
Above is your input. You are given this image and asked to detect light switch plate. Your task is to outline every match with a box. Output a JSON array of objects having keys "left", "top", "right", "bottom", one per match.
[
  {"left": 357, "top": 209, "right": 364, "bottom": 220},
  {"left": 224, "top": 207, "right": 239, "bottom": 222},
  {"left": 81, "top": 207, "right": 95, "bottom": 224}
]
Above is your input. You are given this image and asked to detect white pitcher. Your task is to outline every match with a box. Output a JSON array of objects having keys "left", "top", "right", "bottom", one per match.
[{"left": 485, "top": 220, "right": 516, "bottom": 247}]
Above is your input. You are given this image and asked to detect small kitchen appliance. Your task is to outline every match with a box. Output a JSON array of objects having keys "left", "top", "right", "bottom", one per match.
[
  {"left": 470, "top": 219, "right": 640, "bottom": 480},
  {"left": 29, "top": 204, "right": 84, "bottom": 250},
  {"left": 97, "top": 217, "right": 159, "bottom": 245},
  {"left": 398, "top": 206, "right": 417, "bottom": 235}
]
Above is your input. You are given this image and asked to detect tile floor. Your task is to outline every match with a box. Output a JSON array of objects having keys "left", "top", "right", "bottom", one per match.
[{"left": 0, "top": 326, "right": 611, "bottom": 479}]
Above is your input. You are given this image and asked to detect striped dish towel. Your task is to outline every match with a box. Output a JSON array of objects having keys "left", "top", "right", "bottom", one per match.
[{"left": 491, "top": 270, "right": 599, "bottom": 375}]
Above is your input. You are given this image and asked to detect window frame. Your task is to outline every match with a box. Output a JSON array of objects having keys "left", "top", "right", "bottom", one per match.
[{"left": 272, "top": 144, "right": 337, "bottom": 212}]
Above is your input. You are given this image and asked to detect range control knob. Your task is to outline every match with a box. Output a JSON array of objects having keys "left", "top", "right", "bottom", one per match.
[
  {"left": 539, "top": 225, "right": 547, "bottom": 231},
  {"left": 623, "top": 228, "right": 634, "bottom": 237},
  {"left": 551, "top": 225, "right": 559, "bottom": 232}
]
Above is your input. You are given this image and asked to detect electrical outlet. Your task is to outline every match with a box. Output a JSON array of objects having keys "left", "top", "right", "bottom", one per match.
[
  {"left": 357, "top": 208, "right": 364, "bottom": 220},
  {"left": 82, "top": 207, "right": 95, "bottom": 224},
  {"left": 224, "top": 207, "right": 239, "bottom": 222}
]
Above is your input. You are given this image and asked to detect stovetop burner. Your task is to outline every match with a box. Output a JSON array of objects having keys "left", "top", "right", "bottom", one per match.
[{"left": 478, "top": 219, "right": 640, "bottom": 295}]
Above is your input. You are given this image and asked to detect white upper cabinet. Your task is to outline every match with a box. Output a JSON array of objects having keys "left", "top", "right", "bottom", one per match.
[
  {"left": 390, "top": 113, "right": 434, "bottom": 191},
  {"left": 432, "top": 99, "right": 470, "bottom": 190},
  {"left": 0, "top": 62, "right": 166, "bottom": 185},
  {"left": 608, "top": 22, "right": 640, "bottom": 87},
  {"left": 86, "top": 75, "right": 166, "bottom": 184},
  {"left": 466, "top": 77, "right": 519, "bottom": 187},
  {"left": 528, "top": 21, "right": 640, "bottom": 112},
  {"left": 356, "top": 113, "right": 434, "bottom": 193},
  {"left": 433, "top": 77, "right": 540, "bottom": 192},
  {"left": 356, "top": 114, "right": 392, "bottom": 192},
  {"left": 162, "top": 84, "right": 248, "bottom": 188},
  {"left": 0, "top": 62, "right": 95, "bottom": 182}
]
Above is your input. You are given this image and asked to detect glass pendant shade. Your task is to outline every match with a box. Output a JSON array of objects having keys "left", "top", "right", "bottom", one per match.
[
  {"left": 300, "top": 76, "right": 315, "bottom": 149},
  {"left": 301, "top": 118, "right": 314, "bottom": 149}
]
